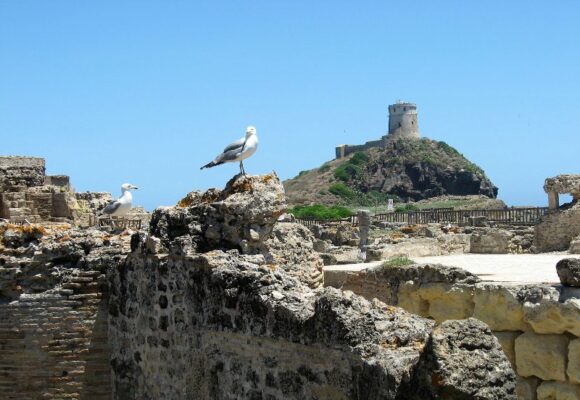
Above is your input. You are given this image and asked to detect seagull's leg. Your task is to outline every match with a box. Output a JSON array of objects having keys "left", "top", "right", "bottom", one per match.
[{"left": 240, "top": 161, "right": 246, "bottom": 175}]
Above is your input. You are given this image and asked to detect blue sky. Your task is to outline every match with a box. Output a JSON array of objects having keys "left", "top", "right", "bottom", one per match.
[{"left": 1, "top": 1, "right": 578, "bottom": 210}]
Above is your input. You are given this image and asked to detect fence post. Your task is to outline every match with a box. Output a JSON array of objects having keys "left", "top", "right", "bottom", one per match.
[{"left": 357, "top": 210, "right": 371, "bottom": 252}]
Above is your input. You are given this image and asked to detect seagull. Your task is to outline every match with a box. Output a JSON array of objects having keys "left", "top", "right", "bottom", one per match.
[
  {"left": 201, "top": 126, "right": 258, "bottom": 175},
  {"left": 100, "top": 183, "right": 139, "bottom": 217}
]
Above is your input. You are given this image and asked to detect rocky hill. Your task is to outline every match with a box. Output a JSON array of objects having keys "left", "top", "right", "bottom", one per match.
[{"left": 284, "top": 138, "right": 498, "bottom": 206}]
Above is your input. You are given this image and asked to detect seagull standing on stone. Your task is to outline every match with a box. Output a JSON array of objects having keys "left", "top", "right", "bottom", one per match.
[
  {"left": 100, "top": 183, "right": 139, "bottom": 217},
  {"left": 200, "top": 126, "right": 258, "bottom": 175}
]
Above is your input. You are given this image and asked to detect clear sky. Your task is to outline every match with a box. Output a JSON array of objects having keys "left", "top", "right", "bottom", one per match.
[{"left": 1, "top": 1, "right": 578, "bottom": 210}]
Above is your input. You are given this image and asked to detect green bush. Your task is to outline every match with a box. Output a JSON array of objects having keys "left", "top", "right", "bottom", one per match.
[
  {"left": 318, "top": 163, "right": 331, "bottom": 173},
  {"left": 287, "top": 204, "right": 353, "bottom": 220},
  {"left": 395, "top": 204, "right": 419, "bottom": 213}
]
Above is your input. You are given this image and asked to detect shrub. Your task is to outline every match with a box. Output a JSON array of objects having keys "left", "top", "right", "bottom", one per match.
[
  {"left": 287, "top": 204, "right": 353, "bottom": 220},
  {"left": 395, "top": 204, "right": 419, "bottom": 213}
]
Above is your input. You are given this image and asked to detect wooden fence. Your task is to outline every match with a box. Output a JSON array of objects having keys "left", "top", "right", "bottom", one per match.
[
  {"left": 371, "top": 207, "right": 549, "bottom": 226},
  {"left": 293, "top": 207, "right": 549, "bottom": 228},
  {"left": 294, "top": 216, "right": 358, "bottom": 228},
  {"left": 89, "top": 215, "right": 142, "bottom": 230}
]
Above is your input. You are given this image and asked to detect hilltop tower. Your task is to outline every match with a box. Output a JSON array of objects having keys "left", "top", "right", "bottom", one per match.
[{"left": 387, "top": 101, "right": 420, "bottom": 139}]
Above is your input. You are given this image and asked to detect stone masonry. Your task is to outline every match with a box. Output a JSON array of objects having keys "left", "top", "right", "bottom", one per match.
[
  {"left": 0, "top": 156, "right": 89, "bottom": 224},
  {"left": 335, "top": 101, "right": 420, "bottom": 159},
  {"left": 325, "top": 263, "right": 580, "bottom": 399},
  {"left": 0, "top": 222, "right": 130, "bottom": 399},
  {"left": 534, "top": 174, "right": 580, "bottom": 252}
]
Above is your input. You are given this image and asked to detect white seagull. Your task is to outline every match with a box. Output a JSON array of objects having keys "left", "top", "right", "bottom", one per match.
[
  {"left": 201, "top": 126, "right": 259, "bottom": 175},
  {"left": 100, "top": 183, "right": 139, "bottom": 217}
]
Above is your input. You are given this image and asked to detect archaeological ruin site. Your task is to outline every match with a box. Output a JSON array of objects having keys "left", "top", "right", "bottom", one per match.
[{"left": 1, "top": 154, "right": 579, "bottom": 400}]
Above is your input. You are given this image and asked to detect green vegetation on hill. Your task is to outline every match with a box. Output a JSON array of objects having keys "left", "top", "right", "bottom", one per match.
[
  {"left": 387, "top": 139, "right": 484, "bottom": 175},
  {"left": 334, "top": 152, "right": 368, "bottom": 182},
  {"left": 287, "top": 204, "right": 353, "bottom": 220},
  {"left": 283, "top": 137, "right": 498, "bottom": 206},
  {"left": 328, "top": 183, "right": 398, "bottom": 207}
]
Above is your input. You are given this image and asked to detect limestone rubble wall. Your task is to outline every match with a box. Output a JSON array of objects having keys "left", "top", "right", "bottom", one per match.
[
  {"left": 108, "top": 246, "right": 517, "bottom": 399},
  {"left": 325, "top": 267, "right": 580, "bottom": 399},
  {"left": 108, "top": 252, "right": 424, "bottom": 400}
]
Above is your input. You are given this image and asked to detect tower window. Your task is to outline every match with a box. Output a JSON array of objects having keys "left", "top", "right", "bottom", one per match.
[{"left": 399, "top": 122, "right": 402, "bottom": 127}]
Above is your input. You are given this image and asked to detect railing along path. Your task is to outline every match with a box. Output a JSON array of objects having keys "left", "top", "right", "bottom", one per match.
[{"left": 293, "top": 207, "right": 549, "bottom": 228}]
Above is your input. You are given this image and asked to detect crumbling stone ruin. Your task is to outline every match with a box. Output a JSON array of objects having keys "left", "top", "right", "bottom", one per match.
[
  {"left": 327, "top": 262, "right": 580, "bottom": 398},
  {"left": 112, "top": 173, "right": 516, "bottom": 399},
  {"left": 0, "top": 156, "right": 149, "bottom": 228},
  {"left": 534, "top": 174, "right": 580, "bottom": 252},
  {"left": 0, "top": 221, "right": 130, "bottom": 398},
  {"left": 0, "top": 172, "right": 518, "bottom": 399},
  {"left": 0, "top": 156, "right": 82, "bottom": 223}
]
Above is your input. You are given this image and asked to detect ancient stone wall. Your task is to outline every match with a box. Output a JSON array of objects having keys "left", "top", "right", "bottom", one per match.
[
  {"left": 109, "top": 246, "right": 516, "bottom": 399},
  {"left": 0, "top": 224, "right": 128, "bottom": 399},
  {"left": 0, "top": 274, "right": 111, "bottom": 399},
  {"left": 335, "top": 138, "right": 385, "bottom": 159},
  {"left": 0, "top": 156, "right": 46, "bottom": 189},
  {"left": 534, "top": 204, "right": 580, "bottom": 252},
  {"left": 325, "top": 264, "right": 580, "bottom": 399}
]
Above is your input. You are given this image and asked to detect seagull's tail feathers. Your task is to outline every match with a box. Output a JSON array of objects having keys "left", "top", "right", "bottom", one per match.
[{"left": 200, "top": 160, "right": 223, "bottom": 170}]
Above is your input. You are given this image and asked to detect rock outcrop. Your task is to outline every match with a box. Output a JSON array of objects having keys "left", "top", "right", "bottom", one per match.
[
  {"left": 556, "top": 258, "right": 580, "bottom": 287},
  {"left": 150, "top": 173, "right": 286, "bottom": 254},
  {"left": 413, "top": 318, "right": 516, "bottom": 399},
  {"left": 284, "top": 138, "right": 498, "bottom": 205},
  {"left": 263, "top": 222, "right": 324, "bottom": 288}
]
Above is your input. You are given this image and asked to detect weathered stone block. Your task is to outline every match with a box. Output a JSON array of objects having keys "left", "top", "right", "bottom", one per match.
[
  {"left": 568, "top": 338, "right": 580, "bottom": 384},
  {"left": 418, "top": 283, "right": 474, "bottom": 322},
  {"left": 515, "top": 332, "right": 568, "bottom": 381},
  {"left": 536, "top": 381, "right": 580, "bottom": 400},
  {"left": 415, "top": 318, "right": 517, "bottom": 399},
  {"left": 397, "top": 281, "right": 429, "bottom": 317},
  {"left": 473, "top": 284, "right": 530, "bottom": 331},
  {"left": 523, "top": 298, "right": 580, "bottom": 336},
  {"left": 494, "top": 331, "right": 521, "bottom": 367},
  {"left": 516, "top": 376, "right": 539, "bottom": 400},
  {"left": 470, "top": 229, "right": 513, "bottom": 254},
  {"left": 533, "top": 204, "right": 580, "bottom": 252}
]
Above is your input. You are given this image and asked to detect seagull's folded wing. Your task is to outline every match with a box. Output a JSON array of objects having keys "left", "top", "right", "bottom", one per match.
[
  {"left": 102, "top": 200, "right": 122, "bottom": 215},
  {"left": 222, "top": 137, "right": 245, "bottom": 153}
]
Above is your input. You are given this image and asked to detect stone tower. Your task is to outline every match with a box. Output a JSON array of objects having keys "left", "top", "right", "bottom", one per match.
[{"left": 388, "top": 101, "right": 420, "bottom": 139}]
